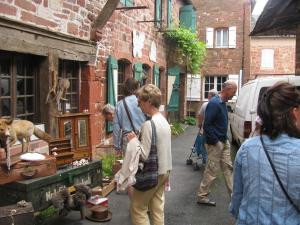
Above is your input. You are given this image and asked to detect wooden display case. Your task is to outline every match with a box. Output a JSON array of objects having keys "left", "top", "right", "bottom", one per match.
[{"left": 57, "top": 113, "right": 91, "bottom": 160}]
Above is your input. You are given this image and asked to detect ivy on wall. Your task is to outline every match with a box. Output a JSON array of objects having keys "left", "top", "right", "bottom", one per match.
[{"left": 165, "top": 26, "right": 206, "bottom": 75}]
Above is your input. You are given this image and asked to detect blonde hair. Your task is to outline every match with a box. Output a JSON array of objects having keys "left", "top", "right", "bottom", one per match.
[{"left": 137, "top": 84, "right": 161, "bottom": 108}]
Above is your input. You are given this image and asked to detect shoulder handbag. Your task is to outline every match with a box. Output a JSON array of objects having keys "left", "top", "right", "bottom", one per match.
[
  {"left": 133, "top": 120, "right": 158, "bottom": 191},
  {"left": 260, "top": 135, "right": 300, "bottom": 213},
  {"left": 123, "top": 98, "right": 138, "bottom": 135}
]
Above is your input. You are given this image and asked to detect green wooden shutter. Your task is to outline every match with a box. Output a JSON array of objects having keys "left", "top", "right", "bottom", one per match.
[
  {"left": 155, "top": 0, "right": 161, "bottom": 27},
  {"left": 167, "top": 0, "right": 172, "bottom": 27},
  {"left": 179, "top": 5, "right": 196, "bottom": 32},
  {"left": 134, "top": 63, "right": 143, "bottom": 82},
  {"left": 106, "top": 55, "right": 118, "bottom": 132},
  {"left": 153, "top": 65, "right": 160, "bottom": 87}
]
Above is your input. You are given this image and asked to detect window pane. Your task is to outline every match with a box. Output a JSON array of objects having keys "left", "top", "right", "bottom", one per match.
[
  {"left": 17, "top": 97, "right": 25, "bottom": 114},
  {"left": 26, "top": 78, "right": 34, "bottom": 94},
  {"left": 16, "top": 60, "right": 24, "bottom": 75},
  {"left": 1, "top": 78, "right": 10, "bottom": 96},
  {"left": 216, "top": 30, "right": 221, "bottom": 47},
  {"left": 70, "top": 79, "right": 77, "bottom": 92},
  {"left": 1, "top": 99, "right": 10, "bottom": 116},
  {"left": 17, "top": 79, "right": 25, "bottom": 95},
  {"left": 0, "top": 59, "right": 10, "bottom": 74},
  {"left": 26, "top": 97, "right": 34, "bottom": 113},
  {"left": 223, "top": 29, "right": 229, "bottom": 47}
]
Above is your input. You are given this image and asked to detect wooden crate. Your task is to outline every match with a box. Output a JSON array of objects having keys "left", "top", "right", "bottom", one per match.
[
  {"left": 92, "top": 179, "right": 115, "bottom": 197},
  {"left": 0, "top": 160, "right": 102, "bottom": 211},
  {"left": 0, "top": 202, "right": 34, "bottom": 225}
]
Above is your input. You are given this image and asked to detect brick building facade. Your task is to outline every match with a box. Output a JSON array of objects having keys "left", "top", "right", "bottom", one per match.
[
  {"left": 0, "top": 0, "right": 194, "bottom": 158},
  {"left": 189, "top": 0, "right": 251, "bottom": 114},
  {"left": 249, "top": 36, "right": 295, "bottom": 80}
]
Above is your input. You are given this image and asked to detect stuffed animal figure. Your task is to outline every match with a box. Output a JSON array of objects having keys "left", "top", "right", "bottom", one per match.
[{"left": 51, "top": 185, "right": 91, "bottom": 219}]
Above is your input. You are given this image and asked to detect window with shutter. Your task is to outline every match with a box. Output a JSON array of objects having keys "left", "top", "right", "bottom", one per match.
[
  {"left": 206, "top": 27, "right": 214, "bottom": 48},
  {"left": 179, "top": 5, "right": 196, "bottom": 33},
  {"left": 215, "top": 28, "right": 229, "bottom": 48},
  {"left": 167, "top": 0, "right": 172, "bottom": 27},
  {"left": 107, "top": 55, "right": 118, "bottom": 132},
  {"left": 155, "top": 0, "right": 162, "bottom": 27}
]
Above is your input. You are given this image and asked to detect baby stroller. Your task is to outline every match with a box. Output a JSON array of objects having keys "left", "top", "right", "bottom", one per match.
[{"left": 186, "top": 132, "right": 207, "bottom": 170}]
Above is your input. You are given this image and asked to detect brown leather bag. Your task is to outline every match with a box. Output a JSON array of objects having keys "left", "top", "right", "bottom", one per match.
[{"left": 0, "top": 155, "right": 57, "bottom": 185}]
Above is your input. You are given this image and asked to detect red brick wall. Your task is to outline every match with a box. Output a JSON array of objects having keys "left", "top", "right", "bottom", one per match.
[
  {"left": 0, "top": 0, "right": 106, "bottom": 39},
  {"left": 250, "top": 37, "right": 295, "bottom": 80}
]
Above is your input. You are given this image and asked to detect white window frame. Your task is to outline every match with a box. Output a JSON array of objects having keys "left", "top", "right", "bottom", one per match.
[
  {"left": 215, "top": 28, "right": 229, "bottom": 48},
  {"left": 203, "top": 75, "right": 227, "bottom": 100},
  {"left": 261, "top": 49, "right": 274, "bottom": 69}
]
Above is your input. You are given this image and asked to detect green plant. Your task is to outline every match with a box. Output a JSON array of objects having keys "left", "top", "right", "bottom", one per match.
[
  {"left": 170, "top": 121, "right": 185, "bottom": 135},
  {"left": 34, "top": 206, "right": 59, "bottom": 225},
  {"left": 102, "top": 153, "right": 116, "bottom": 177},
  {"left": 165, "top": 26, "right": 206, "bottom": 74},
  {"left": 182, "top": 116, "right": 196, "bottom": 126}
]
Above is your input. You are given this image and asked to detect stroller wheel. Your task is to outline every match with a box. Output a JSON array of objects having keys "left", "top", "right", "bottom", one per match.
[
  {"left": 193, "top": 162, "right": 200, "bottom": 171},
  {"left": 186, "top": 159, "right": 192, "bottom": 165}
]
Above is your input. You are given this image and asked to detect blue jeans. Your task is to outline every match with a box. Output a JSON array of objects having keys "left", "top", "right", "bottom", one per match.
[{"left": 195, "top": 134, "right": 208, "bottom": 163}]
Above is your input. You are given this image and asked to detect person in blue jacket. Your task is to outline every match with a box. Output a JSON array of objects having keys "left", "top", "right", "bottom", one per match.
[
  {"left": 197, "top": 80, "right": 237, "bottom": 206},
  {"left": 230, "top": 82, "right": 300, "bottom": 224}
]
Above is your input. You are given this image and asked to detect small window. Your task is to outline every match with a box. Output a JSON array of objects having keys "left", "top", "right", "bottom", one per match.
[
  {"left": 0, "top": 52, "right": 39, "bottom": 122},
  {"left": 167, "top": 0, "right": 172, "bottom": 27},
  {"left": 261, "top": 49, "right": 274, "bottom": 69},
  {"left": 58, "top": 60, "right": 80, "bottom": 113},
  {"left": 155, "top": 0, "right": 162, "bottom": 28},
  {"left": 215, "top": 28, "right": 229, "bottom": 48},
  {"left": 203, "top": 75, "right": 227, "bottom": 99},
  {"left": 120, "top": 0, "right": 134, "bottom": 7}
]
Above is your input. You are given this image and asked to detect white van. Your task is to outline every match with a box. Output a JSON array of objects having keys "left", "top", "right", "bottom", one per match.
[{"left": 229, "top": 76, "right": 300, "bottom": 145}]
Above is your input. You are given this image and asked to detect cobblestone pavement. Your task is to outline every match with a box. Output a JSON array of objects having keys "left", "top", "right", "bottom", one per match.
[{"left": 58, "top": 126, "right": 236, "bottom": 225}]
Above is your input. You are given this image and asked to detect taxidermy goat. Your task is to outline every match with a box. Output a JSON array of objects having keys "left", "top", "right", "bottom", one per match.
[
  {"left": 51, "top": 185, "right": 92, "bottom": 220},
  {"left": 0, "top": 118, "right": 52, "bottom": 170}
]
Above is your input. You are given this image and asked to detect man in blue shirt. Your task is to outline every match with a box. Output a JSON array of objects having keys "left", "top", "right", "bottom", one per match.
[{"left": 197, "top": 80, "right": 237, "bottom": 206}]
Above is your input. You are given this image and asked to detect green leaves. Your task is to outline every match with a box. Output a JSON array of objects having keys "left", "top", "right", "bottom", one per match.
[{"left": 165, "top": 26, "right": 206, "bottom": 75}]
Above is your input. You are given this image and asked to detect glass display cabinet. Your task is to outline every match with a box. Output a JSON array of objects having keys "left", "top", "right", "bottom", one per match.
[{"left": 57, "top": 113, "right": 91, "bottom": 160}]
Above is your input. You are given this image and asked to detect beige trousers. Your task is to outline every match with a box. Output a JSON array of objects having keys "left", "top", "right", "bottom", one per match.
[
  {"left": 197, "top": 140, "right": 233, "bottom": 201},
  {"left": 130, "top": 174, "right": 169, "bottom": 225}
]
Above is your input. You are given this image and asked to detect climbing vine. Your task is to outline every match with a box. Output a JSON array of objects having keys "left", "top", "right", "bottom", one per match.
[{"left": 165, "top": 26, "right": 206, "bottom": 75}]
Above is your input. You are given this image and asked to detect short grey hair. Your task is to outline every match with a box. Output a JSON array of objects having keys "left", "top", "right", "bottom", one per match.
[
  {"left": 102, "top": 104, "right": 115, "bottom": 114},
  {"left": 208, "top": 89, "right": 218, "bottom": 97}
]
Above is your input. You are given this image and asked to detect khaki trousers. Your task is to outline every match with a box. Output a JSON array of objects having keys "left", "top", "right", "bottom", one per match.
[
  {"left": 130, "top": 174, "right": 169, "bottom": 225},
  {"left": 197, "top": 140, "right": 233, "bottom": 201}
]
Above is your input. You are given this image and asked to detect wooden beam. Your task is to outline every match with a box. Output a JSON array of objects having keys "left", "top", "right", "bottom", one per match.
[{"left": 92, "top": 0, "right": 120, "bottom": 29}]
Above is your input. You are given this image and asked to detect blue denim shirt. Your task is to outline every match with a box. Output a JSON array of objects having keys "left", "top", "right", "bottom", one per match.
[
  {"left": 113, "top": 95, "right": 146, "bottom": 150},
  {"left": 230, "top": 134, "right": 300, "bottom": 225}
]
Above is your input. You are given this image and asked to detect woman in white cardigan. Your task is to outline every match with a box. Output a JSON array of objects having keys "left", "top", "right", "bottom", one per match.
[{"left": 127, "top": 84, "right": 172, "bottom": 225}]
